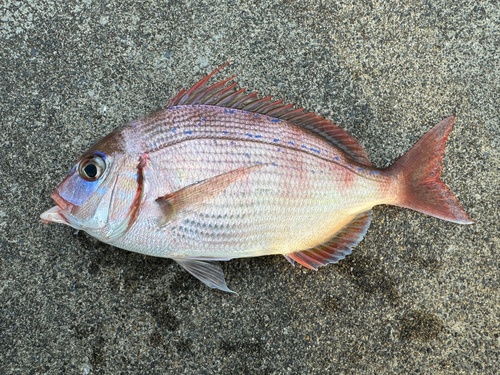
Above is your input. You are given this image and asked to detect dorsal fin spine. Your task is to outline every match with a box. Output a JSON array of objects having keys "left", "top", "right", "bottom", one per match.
[
  {"left": 242, "top": 96, "right": 273, "bottom": 111},
  {"left": 267, "top": 103, "right": 294, "bottom": 117},
  {"left": 217, "top": 87, "right": 247, "bottom": 107},
  {"left": 260, "top": 100, "right": 284, "bottom": 114},
  {"left": 204, "top": 82, "right": 239, "bottom": 105},
  {"left": 232, "top": 91, "right": 258, "bottom": 108},
  {"left": 180, "top": 61, "right": 232, "bottom": 105},
  {"left": 190, "top": 75, "right": 237, "bottom": 105},
  {"left": 168, "top": 88, "right": 185, "bottom": 107}
]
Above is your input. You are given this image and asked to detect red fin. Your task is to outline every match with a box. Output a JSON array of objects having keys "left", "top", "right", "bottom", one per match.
[
  {"left": 285, "top": 211, "right": 372, "bottom": 270},
  {"left": 387, "top": 117, "right": 473, "bottom": 224},
  {"left": 167, "top": 63, "right": 372, "bottom": 166},
  {"left": 156, "top": 164, "right": 264, "bottom": 226}
]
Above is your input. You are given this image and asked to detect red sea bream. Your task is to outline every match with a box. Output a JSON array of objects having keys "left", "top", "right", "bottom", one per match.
[{"left": 40, "top": 63, "right": 473, "bottom": 292}]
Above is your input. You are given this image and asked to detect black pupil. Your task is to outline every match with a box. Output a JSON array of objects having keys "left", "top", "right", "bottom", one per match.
[{"left": 84, "top": 163, "right": 98, "bottom": 178}]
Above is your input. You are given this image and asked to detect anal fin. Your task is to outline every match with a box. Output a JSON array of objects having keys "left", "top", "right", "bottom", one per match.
[
  {"left": 174, "top": 259, "right": 236, "bottom": 293},
  {"left": 285, "top": 211, "right": 372, "bottom": 270}
]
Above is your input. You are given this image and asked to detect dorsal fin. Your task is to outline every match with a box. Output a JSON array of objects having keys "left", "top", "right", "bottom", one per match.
[
  {"left": 167, "top": 63, "right": 372, "bottom": 166},
  {"left": 284, "top": 211, "right": 372, "bottom": 270}
]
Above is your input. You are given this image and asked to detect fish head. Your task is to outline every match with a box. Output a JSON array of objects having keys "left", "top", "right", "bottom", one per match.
[{"left": 40, "top": 130, "right": 130, "bottom": 235}]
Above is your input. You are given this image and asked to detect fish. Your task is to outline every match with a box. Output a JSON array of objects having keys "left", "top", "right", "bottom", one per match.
[{"left": 40, "top": 63, "right": 473, "bottom": 293}]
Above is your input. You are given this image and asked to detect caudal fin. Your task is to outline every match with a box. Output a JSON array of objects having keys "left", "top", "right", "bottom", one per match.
[{"left": 387, "top": 116, "right": 473, "bottom": 224}]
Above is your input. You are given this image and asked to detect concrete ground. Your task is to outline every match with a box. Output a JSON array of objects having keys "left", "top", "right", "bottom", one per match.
[{"left": 1, "top": 0, "right": 498, "bottom": 374}]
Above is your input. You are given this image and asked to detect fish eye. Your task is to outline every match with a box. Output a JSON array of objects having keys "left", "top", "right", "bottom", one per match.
[{"left": 78, "top": 154, "right": 106, "bottom": 181}]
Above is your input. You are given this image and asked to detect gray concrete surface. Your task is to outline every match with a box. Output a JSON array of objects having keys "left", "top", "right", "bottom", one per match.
[{"left": 1, "top": 0, "right": 498, "bottom": 374}]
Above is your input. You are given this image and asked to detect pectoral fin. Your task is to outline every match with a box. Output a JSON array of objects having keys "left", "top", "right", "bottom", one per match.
[
  {"left": 285, "top": 210, "right": 372, "bottom": 270},
  {"left": 156, "top": 165, "right": 264, "bottom": 226},
  {"left": 174, "top": 259, "right": 236, "bottom": 293}
]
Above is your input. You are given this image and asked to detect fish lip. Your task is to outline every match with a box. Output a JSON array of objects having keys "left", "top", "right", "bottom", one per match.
[
  {"left": 39, "top": 190, "right": 71, "bottom": 224},
  {"left": 40, "top": 205, "right": 69, "bottom": 224},
  {"left": 50, "top": 189, "right": 71, "bottom": 211}
]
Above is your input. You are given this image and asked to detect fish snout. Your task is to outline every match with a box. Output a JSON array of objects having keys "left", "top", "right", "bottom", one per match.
[{"left": 39, "top": 190, "right": 73, "bottom": 224}]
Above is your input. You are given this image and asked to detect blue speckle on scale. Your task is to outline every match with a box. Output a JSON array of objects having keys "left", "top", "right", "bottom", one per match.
[
  {"left": 246, "top": 133, "right": 253, "bottom": 137},
  {"left": 334, "top": 156, "right": 340, "bottom": 160},
  {"left": 358, "top": 167, "right": 363, "bottom": 171},
  {"left": 171, "top": 128, "right": 176, "bottom": 132},
  {"left": 288, "top": 141, "right": 294, "bottom": 145},
  {"left": 277, "top": 148, "right": 281, "bottom": 152},
  {"left": 185, "top": 130, "right": 192, "bottom": 134},
  {"left": 245, "top": 153, "right": 250, "bottom": 158},
  {"left": 302, "top": 145, "right": 307, "bottom": 148},
  {"left": 255, "top": 135, "right": 262, "bottom": 138},
  {"left": 222, "top": 131, "right": 228, "bottom": 134},
  {"left": 254, "top": 114, "right": 259, "bottom": 118},
  {"left": 273, "top": 138, "right": 279, "bottom": 142},
  {"left": 201, "top": 118, "right": 206, "bottom": 121},
  {"left": 272, "top": 162, "right": 277, "bottom": 166},
  {"left": 271, "top": 118, "right": 280, "bottom": 123}
]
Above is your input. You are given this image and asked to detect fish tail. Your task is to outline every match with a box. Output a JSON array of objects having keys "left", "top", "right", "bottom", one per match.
[{"left": 387, "top": 116, "right": 473, "bottom": 224}]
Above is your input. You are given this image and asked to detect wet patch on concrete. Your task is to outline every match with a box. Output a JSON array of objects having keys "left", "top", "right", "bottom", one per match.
[
  {"left": 334, "top": 254, "right": 400, "bottom": 302},
  {"left": 399, "top": 310, "right": 444, "bottom": 342}
]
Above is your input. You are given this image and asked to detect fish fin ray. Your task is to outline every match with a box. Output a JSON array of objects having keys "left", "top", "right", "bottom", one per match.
[
  {"left": 285, "top": 211, "right": 372, "bottom": 270},
  {"left": 174, "top": 259, "right": 236, "bottom": 293},
  {"left": 387, "top": 117, "right": 473, "bottom": 224},
  {"left": 156, "top": 164, "right": 264, "bottom": 226},
  {"left": 166, "top": 63, "right": 372, "bottom": 166},
  {"left": 284, "top": 255, "right": 295, "bottom": 266}
]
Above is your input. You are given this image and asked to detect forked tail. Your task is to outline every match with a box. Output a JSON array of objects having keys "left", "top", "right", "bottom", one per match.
[{"left": 387, "top": 116, "right": 473, "bottom": 224}]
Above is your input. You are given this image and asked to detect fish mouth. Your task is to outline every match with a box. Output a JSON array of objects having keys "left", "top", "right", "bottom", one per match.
[
  {"left": 40, "top": 206, "right": 69, "bottom": 224},
  {"left": 39, "top": 191, "right": 71, "bottom": 225}
]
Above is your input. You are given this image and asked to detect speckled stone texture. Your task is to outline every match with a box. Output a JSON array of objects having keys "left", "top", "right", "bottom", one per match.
[{"left": 1, "top": 0, "right": 498, "bottom": 374}]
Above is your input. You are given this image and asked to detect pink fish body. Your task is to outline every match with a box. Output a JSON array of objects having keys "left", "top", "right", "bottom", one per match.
[{"left": 41, "top": 64, "right": 472, "bottom": 292}]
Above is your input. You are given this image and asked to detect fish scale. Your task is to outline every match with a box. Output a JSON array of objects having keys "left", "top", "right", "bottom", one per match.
[{"left": 41, "top": 64, "right": 472, "bottom": 292}]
